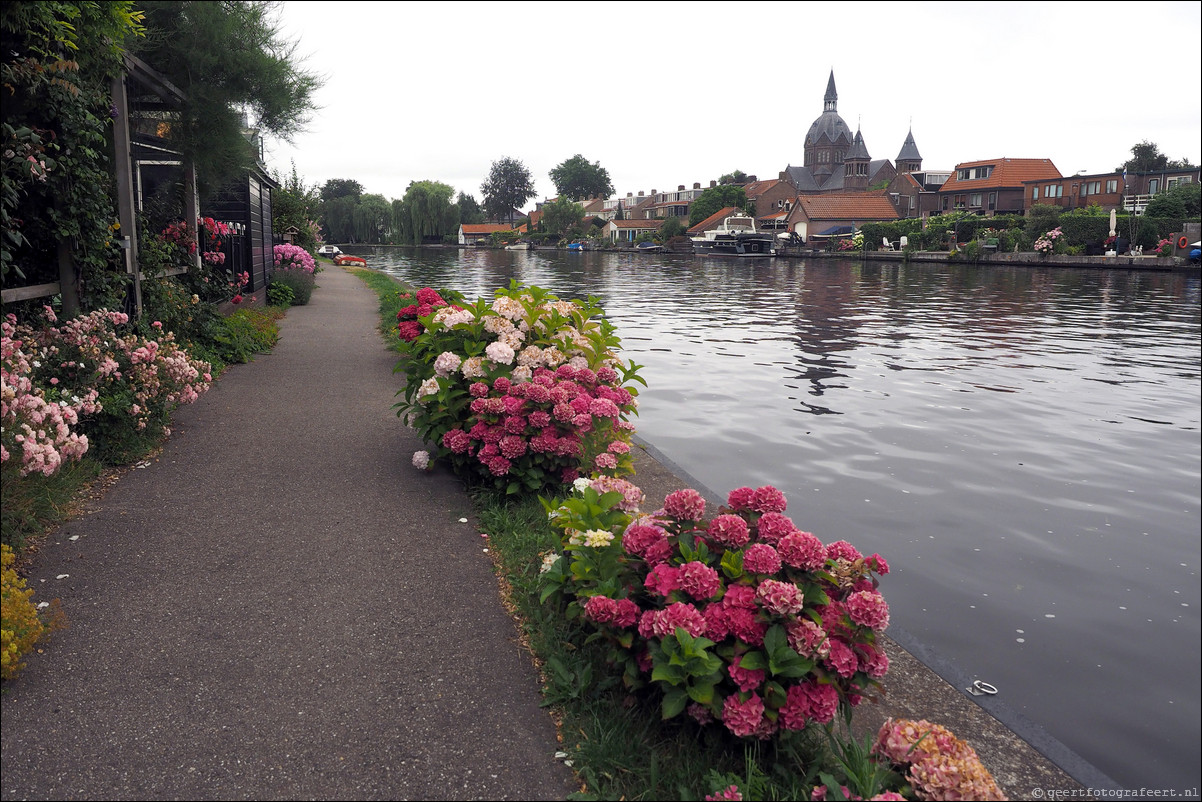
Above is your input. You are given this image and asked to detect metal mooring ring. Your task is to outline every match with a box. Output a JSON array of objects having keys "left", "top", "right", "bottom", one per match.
[{"left": 967, "top": 680, "right": 999, "bottom": 696}]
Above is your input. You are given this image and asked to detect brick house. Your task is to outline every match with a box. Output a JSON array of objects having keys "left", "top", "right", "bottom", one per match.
[
  {"left": 458, "top": 223, "right": 515, "bottom": 245},
  {"left": 885, "top": 170, "right": 951, "bottom": 219},
  {"left": 784, "top": 193, "right": 899, "bottom": 241},
  {"left": 936, "top": 158, "right": 1062, "bottom": 216}
]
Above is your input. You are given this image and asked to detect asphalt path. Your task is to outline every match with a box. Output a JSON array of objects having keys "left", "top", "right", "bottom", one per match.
[{"left": 1, "top": 266, "right": 578, "bottom": 801}]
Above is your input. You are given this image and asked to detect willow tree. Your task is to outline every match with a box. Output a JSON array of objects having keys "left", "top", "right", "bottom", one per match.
[
  {"left": 352, "top": 193, "right": 391, "bottom": 244},
  {"left": 392, "top": 181, "right": 458, "bottom": 245}
]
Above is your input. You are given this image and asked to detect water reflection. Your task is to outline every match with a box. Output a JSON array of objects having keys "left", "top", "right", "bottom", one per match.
[{"left": 360, "top": 246, "right": 1201, "bottom": 792}]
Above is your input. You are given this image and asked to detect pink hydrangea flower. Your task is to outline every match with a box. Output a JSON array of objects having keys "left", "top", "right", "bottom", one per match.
[
  {"left": 845, "top": 589, "right": 890, "bottom": 631},
  {"left": 723, "top": 584, "right": 758, "bottom": 610},
  {"left": 756, "top": 579, "right": 804, "bottom": 616},
  {"left": 865, "top": 553, "right": 890, "bottom": 575},
  {"left": 707, "top": 514, "right": 751, "bottom": 548},
  {"left": 623, "top": 523, "right": 668, "bottom": 559},
  {"left": 583, "top": 595, "right": 619, "bottom": 624},
  {"left": 644, "top": 563, "right": 681, "bottom": 597},
  {"left": 664, "top": 488, "right": 707, "bottom": 521},
  {"left": 728, "top": 654, "right": 766, "bottom": 692},
  {"left": 754, "top": 511, "right": 796, "bottom": 544},
  {"left": 659, "top": 602, "right": 707, "bottom": 638},
  {"left": 751, "top": 485, "right": 788, "bottom": 513},
  {"left": 743, "top": 543, "right": 782, "bottom": 574},
  {"left": 722, "top": 692, "right": 765, "bottom": 737},
  {"left": 778, "top": 530, "right": 828, "bottom": 571},
  {"left": 825, "top": 638, "right": 859, "bottom": 678},
  {"left": 613, "top": 598, "right": 640, "bottom": 628},
  {"left": 826, "top": 539, "right": 863, "bottom": 562},
  {"left": 678, "top": 561, "right": 721, "bottom": 601},
  {"left": 726, "top": 486, "right": 756, "bottom": 511}
]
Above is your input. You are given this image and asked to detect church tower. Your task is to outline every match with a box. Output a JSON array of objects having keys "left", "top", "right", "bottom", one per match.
[
  {"left": 843, "top": 127, "right": 871, "bottom": 191},
  {"left": 803, "top": 70, "right": 852, "bottom": 184},
  {"left": 896, "top": 126, "right": 922, "bottom": 174}
]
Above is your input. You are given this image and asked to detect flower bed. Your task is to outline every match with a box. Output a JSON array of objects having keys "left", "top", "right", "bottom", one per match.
[
  {"left": 393, "top": 283, "right": 644, "bottom": 493},
  {"left": 540, "top": 479, "right": 891, "bottom": 739}
]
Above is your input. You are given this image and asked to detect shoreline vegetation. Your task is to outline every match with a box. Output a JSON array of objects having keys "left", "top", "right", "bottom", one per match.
[{"left": 346, "top": 264, "right": 1086, "bottom": 801}]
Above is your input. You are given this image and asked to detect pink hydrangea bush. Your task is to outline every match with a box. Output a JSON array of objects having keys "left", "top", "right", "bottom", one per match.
[
  {"left": 540, "top": 480, "right": 891, "bottom": 740},
  {"left": 394, "top": 283, "right": 645, "bottom": 493},
  {"left": 2, "top": 306, "right": 212, "bottom": 464},
  {"left": 272, "top": 243, "right": 316, "bottom": 274}
]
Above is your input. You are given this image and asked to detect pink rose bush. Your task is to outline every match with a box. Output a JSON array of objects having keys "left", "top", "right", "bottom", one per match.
[
  {"left": 540, "top": 480, "right": 892, "bottom": 740},
  {"left": 2, "top": 306, "right": 211, "bottom": 467},
  {"left": 394, "top": 283, "right": 644, "bottom": 493}
]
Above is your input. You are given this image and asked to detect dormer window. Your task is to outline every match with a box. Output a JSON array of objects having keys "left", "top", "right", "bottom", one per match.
[{"left": 956, "top": 166, "right": 994, "bottom": 181}]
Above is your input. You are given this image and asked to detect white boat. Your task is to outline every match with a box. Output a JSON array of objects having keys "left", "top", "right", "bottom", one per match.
[{"left": 691, "top": 213, "right": 775, "bottom": 257}]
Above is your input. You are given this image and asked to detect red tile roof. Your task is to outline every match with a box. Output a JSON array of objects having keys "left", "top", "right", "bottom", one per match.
[
  {"left": 742, "top": 179, "right": 781, "bottom": 197},
  {"left": 939, "top": 158, "right": 1062, "bottom": 191},
  {"left": 687, "top": 206, "right": 743, "bottom": 235},
  {"left": 461, "top": 223, "right": 515, "bottom": 234},
  {"left": 797, "top": 194, "right": 898, "bottom": 221}
]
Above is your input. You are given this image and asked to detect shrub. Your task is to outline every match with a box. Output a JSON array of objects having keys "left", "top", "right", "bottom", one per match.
[
  {"left": 267, "top": 281, "right": 296, "bottom": 308},
  {"left": 2, "top": 543, "right": 47, "bottom": 680},
  {"left": 272, "top": 243, "right": 316, "bottom": 273},
  {"left": 3, "top": 307, "right": 212, "bottom": 465},
  {"left": 393, "top": 283, "right": 646, "bottom": 494},
  {"left": 540, "top": 480, "right": 891, "bottom": 741},
  {"left": 269, "top": 268, "right": 315, "bottom": 305},
  {"left": 210, "top": 307, "right": 283, "bottom": 364}
]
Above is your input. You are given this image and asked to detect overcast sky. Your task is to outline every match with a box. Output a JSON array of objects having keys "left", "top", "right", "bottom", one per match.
[{"left": 264, "top": 0, "right": 1202, "bottom": 209}]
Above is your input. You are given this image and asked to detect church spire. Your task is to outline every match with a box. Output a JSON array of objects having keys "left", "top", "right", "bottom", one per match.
[{"left": 823, "top": 70, "right": 837, "bottom": 113}]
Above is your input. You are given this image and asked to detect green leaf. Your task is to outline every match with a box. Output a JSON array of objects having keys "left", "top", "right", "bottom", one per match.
[{"left": 661, "top": 688, "right": 688, "bottom": 719}]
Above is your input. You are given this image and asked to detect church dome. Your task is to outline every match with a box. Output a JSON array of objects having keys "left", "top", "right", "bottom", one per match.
[{"left": 805, "top": 70, "right": 852, "bottom": 147}]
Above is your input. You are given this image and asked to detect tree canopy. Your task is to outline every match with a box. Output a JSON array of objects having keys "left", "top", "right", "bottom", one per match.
[
  {"left": 549, "top": 154, "right": 614, "bottom": 202},
  {"left": 320, "top": 178, "right": 364, "bottom": 202},
  {"left": 541, "top": 196, "right": 585, "bottom": 237},
  {"left": 393, "top": 180, "right": 458, "bottom": 245},
  {"left": 481, "top": 157, "right": 535, "bottom": 225},
  {"left": 131, "top": 1, "right": 322, "bottom": 195},
  {"left": 688, "top": 185, "right": 748, "bottom": 227},
  {"left": 272, "top": 161, "right": 321, "bottom": 250},
  {"left": 1117, "top": 141, "right": 1197, "bottom": 173},
  {"left": 456, "top": 192, "right": 485, "bottom": 225},
  {"left": 719, "top": 169, "right": 748, "bottom": 185}
]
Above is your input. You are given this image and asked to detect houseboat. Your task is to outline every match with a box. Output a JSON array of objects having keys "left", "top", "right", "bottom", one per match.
[{"left": 691, "top": 213, "right": 775, "bottom": 257}]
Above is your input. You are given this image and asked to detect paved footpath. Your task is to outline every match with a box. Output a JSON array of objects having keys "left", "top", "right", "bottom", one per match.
[{"left": 1, "top": 266, "right": 579, "bottom": 801}]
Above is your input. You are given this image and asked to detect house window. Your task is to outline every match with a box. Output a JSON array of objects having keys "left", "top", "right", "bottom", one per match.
[
  {"left": 1149, "top": 179, "right": 1159, "bottom": 194},
  {"left": 954, "top": 194, "right": 966, "bottom": 209},
  {"left": 1168, "top": 176, "right": 1191, "bottom": 189},
  {"left": 1082, "top": 181, "right": 1101, "bottom": 196},
  {"left": 1106, "top": 179, "right": 1118, "bottom": 193},
  {"left": 1032, "top": 187, "right": 1039, "bottom": 200},
  {"left": 956, "top": 166, "right": 994, "bottom": 181},
  {"left": 969, "top": 193, "right": 982, "bottom": 208}
]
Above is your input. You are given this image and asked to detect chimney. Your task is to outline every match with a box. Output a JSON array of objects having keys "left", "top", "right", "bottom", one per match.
[
  {"left": 678, "top": 185, "right": 685, "bottom": 191},
  {"left": 710, "top": 180, "right": 716, "bottom": 188},
  {"left": 748, "top": 175, "right": 757, "bottom": 182},
  {"left": 638, "top": 190, "right": 644, "bottom": 196},
  {"left": 693, "top": 182, "right": 701, "bottom": 189},
  {"left": 627, "top": 192, "right": 632, "bottom": 197}
]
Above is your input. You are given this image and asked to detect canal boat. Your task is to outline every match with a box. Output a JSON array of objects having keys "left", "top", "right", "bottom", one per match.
[
  {"left": 691, "top": 213, "right": 775, "bottom": 257},
  {"left": 635, "top": 242, "right": 665, "bottom": 252}
]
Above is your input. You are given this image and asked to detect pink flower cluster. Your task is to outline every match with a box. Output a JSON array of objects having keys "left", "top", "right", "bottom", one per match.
[
  {"left": 873, "top": 718, "right": 1007, "bottom": 801},
  {"left": 441, "top": 362, "right": 635, "bottom": 480},
  {"left": 396, "top": 287, "right": 457, "bottom": 342},
  {"left": 2, "top": 308, "right": 212, "bottom": 456},
  {"left": 272, "top": 243, "right": 316, "bottom": 274},
  {"left": 548, "top": 481, "right": 892, "bottom": 741}
]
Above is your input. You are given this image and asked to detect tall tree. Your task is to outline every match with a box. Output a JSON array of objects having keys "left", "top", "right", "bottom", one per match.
[
  {"left": 719, "top": 169, "right": 748, "bottom": 185},
  {"left": 320, "top": 178, "right": 364, "bottom": 202},
  {"left": 394, "top": 180, "right": 458, "bottom": 245},
  {"left": 481, "top": 156, "right": 535, "bottom": 225},
  {"left": 688, "top": 185, "right": 748, "bottom": 226},
  {"left": 549, "top": 154, "right": 614, "bottom": 202},
  {"left": 456, "top": 191, "right": 485, "bottom": 225},
  {"left": 352, "top": 193, "right": 391, "bottom": 244},
  {"left": 1117, "top": 141, "right": 1197, "bottom": 173},
  {"left": 541, "top": 196, "right": 585, "bottom": 236},
  {"left": 272, "top": 161, "right": 321, "bottom": 250},
  {"left": 131, "top": 1, "right": 322, "bottom": 196}
]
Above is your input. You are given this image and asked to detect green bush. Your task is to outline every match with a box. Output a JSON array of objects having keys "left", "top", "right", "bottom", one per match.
[
  {"left": 210, "top": 307, "right": 283, "bottom": 365},
  {"left": 269, "top": 268, "right": 315, "bottom": 305},
  {"left": 267, "top": 282, "right": 295, "bottom": 308}
]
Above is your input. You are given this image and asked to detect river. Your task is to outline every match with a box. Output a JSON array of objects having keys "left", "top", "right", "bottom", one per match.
[{"left": 356, "top": 245, "right": 1201, "bottom": 793}]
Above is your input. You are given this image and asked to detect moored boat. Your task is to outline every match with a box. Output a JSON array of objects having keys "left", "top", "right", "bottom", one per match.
[
  {"left": 333, "top": 254, "right": 367, "bottom": 266},
  {"left": 691, "top": 213, "right": 775, "bottom": 257}
]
